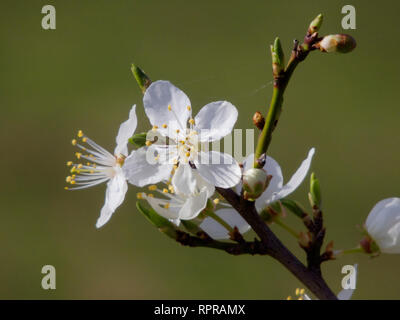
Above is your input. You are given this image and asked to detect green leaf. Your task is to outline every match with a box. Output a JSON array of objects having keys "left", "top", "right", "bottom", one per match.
[
  {"left": 131, "top": 64, "right": 152, "bottom": 94},
  {"left": 136, "top": 201, "right": 177, "bottom": 239},
  {"left": 309, "top": 172, "right": 322, "bottom": 207},
  {"left": 280, "top": 198, "right": 307, "bottom": 219},
  {"left": 129, "top": 132, "right": 147, "bottom": 148}
]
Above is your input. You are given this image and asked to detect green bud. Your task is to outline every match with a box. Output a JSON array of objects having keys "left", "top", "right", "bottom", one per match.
[
  {"left": 309, "top": 172, "right": 321, "bottom": 207},
  {"left": 131, "top": 64, "right": 152, "bottom": 94},
  {"left": 242, "top": 168, "right": 270, "bottom": 201},
  {"left": 129, "top": 132, "right": 147, "bottom": 148},
  {"left": 271, "top": 37, "right": 284, "bottom": 76},
  {"left": 280, "top": 198, "right": 307, "bottom": 219},
  {"left": 316, "top": 34, "right": 356, "bottom": 53},
  {"left": 136, "top": 201, "right": 178, "bottom": 239},
  {"left": 308, "top": 14, "right": 323, "bottom": 34}
]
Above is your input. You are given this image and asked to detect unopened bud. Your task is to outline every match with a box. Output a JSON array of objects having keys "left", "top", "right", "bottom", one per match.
[
  {"left": 308, "top": 14, "right": 323, "bottom": 34},
  {"left": 299, "top": 231, "right": 311, "bottom": 248},
  {"left": 253, "top": 111, "right": 265, "bottom": 130},
  {"left": 242, "top": 168, "right": 271, "bottom": 201},
  {"left": 315, "top": 34, "right": 356, "bottom": 53}
]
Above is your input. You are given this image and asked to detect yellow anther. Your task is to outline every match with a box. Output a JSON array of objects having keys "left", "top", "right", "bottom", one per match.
[
  {"left": 145, "top": 141, "right": 152, "bottom": 146},
  {"left": 152, "top": 125, "right": 158, "bottom": 131},
  {"left": 287, "top": 296, "right": 292, "bottom": 300},
  {"left": 66, "top": 176, "right": 72, "bottom": 183},
  {"left": 168, "top": 105, "right": 172, "bottom": 111},
  {"left": 180, "top": 140, "right": 185, "bottom": 145},
  {"left": 185, "top": 152, "right": 190, "bottom": 157},
  {"left": 86, "top": 162, "right": 91, "bottom": 166},
  {"left": 187, "top": 105, "right": 191, "bottom": 111},
  {"left": 71, "top": 139, "right": 77, "bottom": 146},
  {"left": 176, "top": 129, "right": 180, "bottom": 133},
  {"left": 64, "top": 186, "right": 69, "bottom": 190},
  {"left": 67, "top": 161, "right": 73, "bottom": 166},
  {"left": 173, "top": 164, "right": 178, "bottom": 170},
  {"left": 148, "top": 185, "right": 157, "bottom": 191},
  {"left": 295, "top": 288, "right": 300, "bottom": 296},
  {"left": 162, "top": 124, "right": 168, "bottom": 128},
  {"left": 82, "top": 137, "right": 87, "bottom": 143},
  {"left": 299, "top": 289, "right": 305, "bottom": 295},
  {"left": 90, "top": 170, "right": 94, "bottom": 174},
  {"left": 70, "top": 180, "right": 76, "bottom": 185},
  {"left": 213, "top": 198, "right": 220, "bottom": 205},
  {"left": 168, "top": 185, "right": 174, "bottom": 193},
  {"left": 77, "top": 130, "right": 84, "bottom": 138},
  {"left": 77, "top": 164, "right": 83, "bottom": 169},
  {"left": 189, "top": 119, "right": 195, "bottom": 125},
  {"left": 137, "top": 193, "right": 143, "bottom": 199},
  {"left": 75, "top": 152, "right": 82, "bottom": 159},
  {"left": 164, "top": 203, "right": 170, "bottom": 209},
  {"left": 148, "top": 193, "right": 154, "bottom": 198},
  {"left": 162, "top": 188, "right": 169, "bottom": 193}
]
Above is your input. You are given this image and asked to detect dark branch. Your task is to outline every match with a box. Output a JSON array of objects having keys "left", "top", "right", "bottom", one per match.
[{"left": 216, "top": 187, "right": 337, "bottom": 300}]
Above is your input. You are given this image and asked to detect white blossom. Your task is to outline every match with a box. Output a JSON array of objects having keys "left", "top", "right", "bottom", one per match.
[
  {"left": 65, "top": 105, "right": 137, "bottom": 228},
  {"left": 365, "top": 198, "right": 400, "bottom": 254},
  {"left": 123, "top": 81, "right": 242, "bottom": 195}
]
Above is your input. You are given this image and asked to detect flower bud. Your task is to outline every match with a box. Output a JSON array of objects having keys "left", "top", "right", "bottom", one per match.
[
  {"left": 364, "top": 198, "right": 400, "bottom": 254},
  {"left": 252, "top": 111, "right": 265, "bottom": 130},
  {"left": 308, "top": 14, "right": 323, "bottom": 34},
  {"left": 316, "top": 34, "right": 356, "bottom": 53},
  {"left": 242, "top": 168, "right": 271, "bottom": 201}
]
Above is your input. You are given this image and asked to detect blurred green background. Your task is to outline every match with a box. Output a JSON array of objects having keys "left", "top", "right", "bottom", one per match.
[{"left": 1, "top": 0, "right": 399, "bottom": 299}]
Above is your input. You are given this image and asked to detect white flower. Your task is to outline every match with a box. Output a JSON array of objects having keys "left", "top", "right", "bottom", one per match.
[
  {"left": 200, "top": 148, "right": 315, "bottom": 239},
  {"left": 138, "top": 164, "right": 215, "bottom": 224},
  {"left": 123, "top": 80, "right": 242, "bottom": 193},
  {"left": 291, "top": 264, "right": 358, "bottom": 300},
  {"left": 65, "top": 105, "right": 138, "bottom": 228},
  {"left": 365, "top": 198, "right": 400, "bottom": 254}
]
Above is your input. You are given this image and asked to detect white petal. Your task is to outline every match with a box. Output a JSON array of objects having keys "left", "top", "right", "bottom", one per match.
[
  {"left": 143, "top": 80, "right": 191, "bottom": 135},
  {"left": 145, "top": 196, "right": 181, "bottom": 220},
  {"left": 242, "top": 154, "right": 284, "bottom": 211},
  {"left": 194, "top": 151, "right": 241, "bottom": 188},
  {"left": 337, "top": 264, "right": 358, "bottom": 300},
  {"left": 194, "top": 101, "right": 238, "bottom": 142},
  {"left": 123, "top": 147, "right": 173, "bottom": 187},
  {"left": 365, "top": 198, "right": 400, "bottom": 253},
  {"left": 114, "top": 105, "right": 138, "bottom": 156},
  {"left": 273, "top": 148, "right": 315, "bottom": 201},
  {"left": 172, "top": 163, "right": 197, "bottom": 196},
  {"left": 96, "top": 173, "right": 128, "bottom": 228},
  {"left": 178, "top": 190, "right": 209, "bottom": 220},
  {"left": 192, "top": 170, "right": 215, "bottom": 198},
  {"left": 199, "top": 208, "right": 250, "bottom": 240}
]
